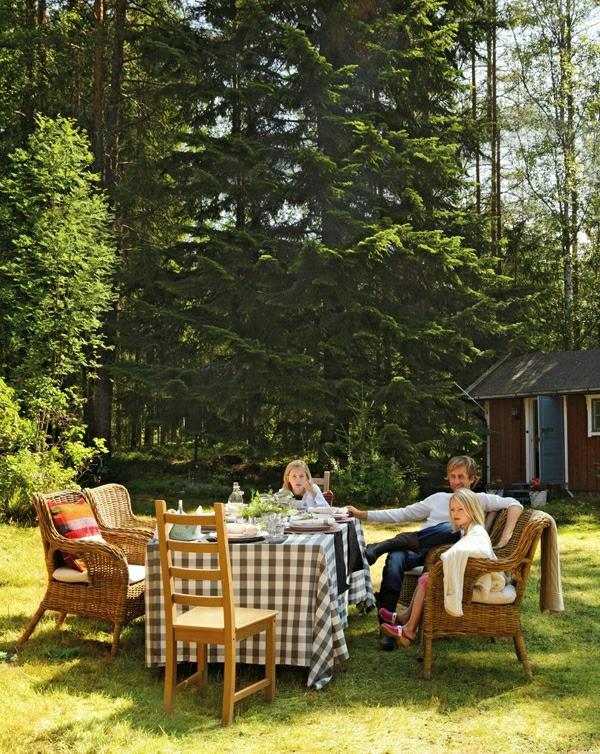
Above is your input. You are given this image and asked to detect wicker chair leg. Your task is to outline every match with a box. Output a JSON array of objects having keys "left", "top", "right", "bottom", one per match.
[
  {"left": 55, "top": 612, "right": 67, "bottom": 628},
  {"left": 423, "top": 636, "right": 433, "bottom": 679},
  {"left": 111, "top": 623, "right": 122, "bottom": 657},
  {"left": 513, "top": 635, "right": 532, "bottom": 678},
  {"left": 17, "top": 605, "right": 46, "bottom": 648}
]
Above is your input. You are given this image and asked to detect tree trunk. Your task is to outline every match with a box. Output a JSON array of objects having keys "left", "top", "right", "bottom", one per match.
[
  {"left": 472, "top": 46, "right": 481, "bottom": 214},
  {"left": 105, "top": 0, "right": 127, "bottom": 192},
  {"left": 93, "top": 0, "right": 105, "bottom": 178}
]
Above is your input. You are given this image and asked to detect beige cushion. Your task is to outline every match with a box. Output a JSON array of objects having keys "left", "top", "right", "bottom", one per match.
[
  {"left": 52, "top": 566, "right": 90, "bottom": 583},
  {"left": 53, "top": 563, "right": 145, "bottom": 585},
  {"left": 472, "top": 583, "right": 517, "bottom": 605}
]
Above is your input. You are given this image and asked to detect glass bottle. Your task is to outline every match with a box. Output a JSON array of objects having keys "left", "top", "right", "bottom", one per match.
[
  {"left": 227, "top": 482, "right": 245, "bottom": 521},
  {"left": 228, "top": 482, "right": 244, "bottom": 505}
]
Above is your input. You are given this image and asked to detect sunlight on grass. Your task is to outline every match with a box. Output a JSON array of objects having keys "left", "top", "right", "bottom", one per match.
[{"left": 1, "top": 500, "right": 600, "bottom": 753}]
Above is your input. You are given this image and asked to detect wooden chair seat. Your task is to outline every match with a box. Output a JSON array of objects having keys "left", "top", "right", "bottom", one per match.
[{"left": 175, "top": 605, "right": 277, "bottom": 633}]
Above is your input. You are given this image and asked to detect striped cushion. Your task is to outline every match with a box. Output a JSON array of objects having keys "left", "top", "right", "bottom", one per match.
[{"left": 48, "top": 496, "right": 103, "bottom": 571}]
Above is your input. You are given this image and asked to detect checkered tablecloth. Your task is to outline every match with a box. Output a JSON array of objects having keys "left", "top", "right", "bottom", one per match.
[{"left": 145, "top": 520, "right": 374, "bottom": 689}]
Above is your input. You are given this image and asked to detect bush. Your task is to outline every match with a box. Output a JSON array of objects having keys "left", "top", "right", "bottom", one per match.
[
  {"left": 0, "top": 378, "right": 105, "bottom": 525},
  {"left": 327, "top": 393, "right": 419, "bottom": 506},
  {"left": 0, "top": 448, "right": 79, "bottom": 525},
  {"left": 332, "top": 457, "right": 418, "bottom": 507}
]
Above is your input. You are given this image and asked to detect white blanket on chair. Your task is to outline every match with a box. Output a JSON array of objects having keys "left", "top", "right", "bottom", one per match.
[{"left": 440, "top": 524, "right": 504, "bottom": 617}]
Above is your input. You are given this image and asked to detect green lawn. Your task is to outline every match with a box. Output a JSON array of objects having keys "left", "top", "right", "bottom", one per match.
[{"left": 1, "top": 499, "right": 599, "bottom": 754}]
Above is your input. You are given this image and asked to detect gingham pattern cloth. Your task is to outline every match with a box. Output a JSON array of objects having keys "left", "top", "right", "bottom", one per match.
[{"left": 145, "top": 520, "right": 374, "bottom": 689}]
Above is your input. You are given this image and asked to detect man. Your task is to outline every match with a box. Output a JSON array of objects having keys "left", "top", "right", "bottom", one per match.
[{"left": 347, "top": 455, "right": 523, "bottom": 650}]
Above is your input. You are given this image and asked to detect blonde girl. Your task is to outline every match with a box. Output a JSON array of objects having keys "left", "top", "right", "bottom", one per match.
[
  {"left": 379, "top": 488, "right": 495, "bottom": 646},
  {"left": 281, "top": 460, "right": 328, "bottom": 509}
]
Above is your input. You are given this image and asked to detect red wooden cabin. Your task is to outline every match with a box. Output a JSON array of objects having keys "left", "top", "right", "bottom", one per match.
[{"left": 466, "top": 350, "right": 600, "bottom": 493}]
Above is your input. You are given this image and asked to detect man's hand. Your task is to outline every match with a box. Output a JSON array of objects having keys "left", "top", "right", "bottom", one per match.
[{"left": 346, "top": 505, "right": 367, "bottom": 521}]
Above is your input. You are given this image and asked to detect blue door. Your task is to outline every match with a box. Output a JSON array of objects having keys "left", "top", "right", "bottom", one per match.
[{"left": 538, "top": 396, "right": 565, "bottom": 485}]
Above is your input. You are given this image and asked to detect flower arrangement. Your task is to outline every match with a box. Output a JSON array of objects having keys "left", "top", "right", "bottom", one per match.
[
  {"left": 242, "top": 491, "right": 294, "bottom": 519},
  {"left": 529, "top": 478, "right": 544, "bottom": 491}
]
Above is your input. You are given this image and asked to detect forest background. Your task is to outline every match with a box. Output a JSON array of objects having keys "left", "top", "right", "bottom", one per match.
[{"left": 1, "top": 0, "right": 599, "bottom": 522}]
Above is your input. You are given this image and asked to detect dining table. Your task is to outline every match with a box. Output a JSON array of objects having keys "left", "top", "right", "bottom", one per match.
[{"left": 144, "top": 517, "right": 375, "bottom": 689}]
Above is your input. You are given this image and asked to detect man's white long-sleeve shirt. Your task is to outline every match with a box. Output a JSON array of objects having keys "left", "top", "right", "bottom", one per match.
[{"left": 366, "top": 491, "right": 522, "bottom": 529}]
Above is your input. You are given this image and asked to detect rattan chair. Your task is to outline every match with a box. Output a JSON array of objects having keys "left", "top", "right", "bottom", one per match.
[
  {"left": 420, "top": 509, "right": 550, "bottom": 679},
  {"left": 17, "top": 490, "right": 146, "bottom": 656},
  {"left": 155, "top": 500, "right": 278, "bottom": 725},
  {"left": 84, "top": 482, "right": 154, "bottom": 553}
]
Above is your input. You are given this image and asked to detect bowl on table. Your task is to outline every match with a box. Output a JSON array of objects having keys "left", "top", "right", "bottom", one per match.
[{"left": 226, "top": 523, "right": 259, "bottom": 538}]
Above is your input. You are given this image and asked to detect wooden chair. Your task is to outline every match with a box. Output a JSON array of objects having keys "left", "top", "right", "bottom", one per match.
[
  {"left": 17, "top": 490, "right": 146, "bottom": 656},
  {"left": 420, "top": 509, "right": 550, "bottom": 679},
  {"left": 155, "top": 500, "right": 278, "bottom": 725},
  {"left": 312, "top": 471, "right": 331, "bottom": 492}
]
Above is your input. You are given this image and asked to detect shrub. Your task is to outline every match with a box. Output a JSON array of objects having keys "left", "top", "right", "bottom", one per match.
[{"left": 0, "top": 378, "right": 106, "bottom": 525}]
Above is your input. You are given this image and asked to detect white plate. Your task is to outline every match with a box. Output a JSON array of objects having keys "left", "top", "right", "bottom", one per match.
[{"left": 290, "top": 517, "right": 333, "bottom": 528}]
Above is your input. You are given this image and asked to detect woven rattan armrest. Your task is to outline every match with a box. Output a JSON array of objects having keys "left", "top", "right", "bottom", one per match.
[
  {"left": 99, "top": 526, "right": 152, "bottom": 565},
  {"left": 47, "top": 532, "right": 130, "bottom": 584}
]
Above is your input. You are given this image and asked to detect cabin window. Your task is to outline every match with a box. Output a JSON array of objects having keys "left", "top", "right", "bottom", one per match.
[{"left": 586, "top": 395, "right": 600, "bottom": 436}]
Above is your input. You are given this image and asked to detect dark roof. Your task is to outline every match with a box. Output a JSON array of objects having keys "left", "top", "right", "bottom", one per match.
[{"left": 466, "top": 350, "right": 600, "bottom": 399}]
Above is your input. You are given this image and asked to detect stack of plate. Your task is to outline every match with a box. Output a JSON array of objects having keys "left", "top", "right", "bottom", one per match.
[{"left": 288, "top": 516, "right": 334, "bottom": 532}]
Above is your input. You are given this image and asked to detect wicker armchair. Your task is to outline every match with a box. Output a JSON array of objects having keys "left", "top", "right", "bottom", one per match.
[
  {"left": 17, "top": 490, "right": 146, "bottom": 656},
  {"left": 83, "top": 483, "right": 154, "bottom": 564},
  {"left": 420, "top": 509, "right": 550, "bottom": 679}
]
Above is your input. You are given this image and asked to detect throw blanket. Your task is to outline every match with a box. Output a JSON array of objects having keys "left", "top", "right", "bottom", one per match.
[
  {"left": 536, "top": 511, "right": 565, "bottom": 613},
  {"left": 441, "top": 524, "right": 504, "bottom": 617}
]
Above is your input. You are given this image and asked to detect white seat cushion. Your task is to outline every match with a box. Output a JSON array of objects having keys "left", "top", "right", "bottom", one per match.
[
  {"left": 53, "top": 564, "right": 145, "bottom": 585},
  {"left": 472, "top": 583, "right": 517, "bottom": 605},
  {"left": 404, "top": 566, "right": 424, "bottom": 577}
]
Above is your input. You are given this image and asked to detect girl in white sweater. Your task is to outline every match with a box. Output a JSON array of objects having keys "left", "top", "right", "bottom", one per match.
[
  {"left": 379, "top": 488, "right": 502, "bottom": 646},
  {"left": 280, "top": 459, "right": 328, "bottom": 510}
]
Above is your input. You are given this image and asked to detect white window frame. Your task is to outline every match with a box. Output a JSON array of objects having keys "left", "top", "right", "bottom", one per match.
[{"left": 585, "top": 394, "right": 600, "bottom": 437}]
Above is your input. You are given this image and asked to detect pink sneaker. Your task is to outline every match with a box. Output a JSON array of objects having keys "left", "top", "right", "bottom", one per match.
[
  {"left": 380, "top": 623, "right": 411, "bottom": 648},
  {"left": 378, "top": 607, "right": 400, "bottom": 625}
]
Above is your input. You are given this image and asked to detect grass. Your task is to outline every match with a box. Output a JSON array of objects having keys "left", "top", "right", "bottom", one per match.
[{"left": 1, "top": 498, "right": 599, "bottom": 754}]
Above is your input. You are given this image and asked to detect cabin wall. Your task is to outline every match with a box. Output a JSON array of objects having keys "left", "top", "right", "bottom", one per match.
[
  {"left": 488, "top": 398, "right": 525, "bottom": 487},
  {"left": 566, "top": 395, "right": 600, "bottom": 491}
]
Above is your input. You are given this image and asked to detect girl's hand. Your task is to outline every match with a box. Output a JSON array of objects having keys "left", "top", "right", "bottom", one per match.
[
  {"left": 305, "top": 481, "right": 313, "bottom": 495},
  {"left": 346, "top": 505, "right": 367, "bottom": 520}
]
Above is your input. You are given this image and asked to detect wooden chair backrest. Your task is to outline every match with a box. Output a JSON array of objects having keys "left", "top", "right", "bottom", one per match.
[
  {"left": 154, "top": 501, "right": 235, "bottom": 638},
  {"left": 312, "top": 471, "right": 331, "bottom": 492}
]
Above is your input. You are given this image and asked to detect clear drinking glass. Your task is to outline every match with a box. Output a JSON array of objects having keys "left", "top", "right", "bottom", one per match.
[{"left": 264, "top": 513, "right": 285, "bottom": 538}]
